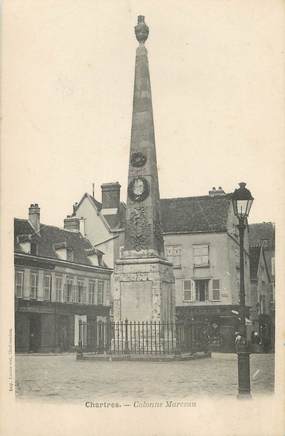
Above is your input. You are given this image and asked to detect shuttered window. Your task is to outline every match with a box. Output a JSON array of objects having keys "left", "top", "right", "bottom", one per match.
[
  {"left": 66, "top": 277, "right": 74, "bottom": 303},
  {"left": 89, "top": 280, "right": 96, "bottom": 304},
  {"left": 183, "top": 279, "right": 195, "bottom": 301},
  {"left": 56, "top": 275, "right": 63, "bottom": 302},
  {"left": 15, "top": 270, "right": 24, "bottom": 297},
  {"left": 77, "top": 279, "right": 85, "bottom": 303},
  {"left": 97, "top": 280, "right": 104, "bottom": 305},
  {"left": 30, "top": 271, "right": 38, "bottom": 299},
  {"left": 212, "top": 279, "right": 220, "bottom": 301},
  {"left": 43, "top": 274, "right": 52, "bottom": 301},
  {"left": 193, "top": 245, "right": 209, "bottom": 267},
  {"left": 195, "top": 280, "right": 209, "bottom": 302}
]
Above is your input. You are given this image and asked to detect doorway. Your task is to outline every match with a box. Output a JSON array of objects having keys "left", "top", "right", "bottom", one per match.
[
  {"left": 29, "top": 314, "right": 41, "bottom": 352},
  {"left": 58, "top": 316, "right": 70, "bottom": 351}
]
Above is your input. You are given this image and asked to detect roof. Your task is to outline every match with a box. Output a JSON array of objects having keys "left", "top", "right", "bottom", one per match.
[
  {"left": 249, "top": 245, "right": 271, "bottom": 283},
  {"left": 14, "top": 218, "right": 34, "bottom": 236},
  {"left": 249, "top": 222, "right": 275, "bottom": 248},
  {"left": 75, "top": 192, "right": 102, "bottom": 212},
  {"left": 160, "top": 195, "right": 232, "bottom": 233},
  {"left": 89, "top": 194, "right": 102, "bottom": 211},
  {"left": 75, "top": 193, "right": 126, "bottom": 230},
  {"left": 75, "top": 191, "right": 233, "bottom": 234},
  {"left": 249, "top": 246, "right": 261, "bottom": 280},
  {"left": 14, "top": 218, "right": 110, "bottom": 268},
  {"left": 249, "top": 222, "right": 275, "bottom": 281},
  {"left": 103, "top": 202, "right": 126, "bottom": 230}
]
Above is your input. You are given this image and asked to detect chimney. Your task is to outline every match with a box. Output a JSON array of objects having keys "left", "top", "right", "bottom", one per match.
[
  {"left": 28, "top": 203, "right": 40, "bottom": 233},
  {"left": 64, "top": 215, "right": 80, "bottom": 232},
  {"left": 209, "top": 186, "right": 225, "bottom": 197},
  {"left": 101, "top": 182, "right": 121, "bottom": 213}
]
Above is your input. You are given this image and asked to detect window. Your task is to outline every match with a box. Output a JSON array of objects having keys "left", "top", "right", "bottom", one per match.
[
  {"left": 15, "top": 270, "right": 24, "bottom": 297},
  {"left": 66, "top": 277, "right": 74, "bottom": 303},
  {"left": 165, "top": 245, "right": 182, "bottom": 268},
  {"left": 77, "top": 279, "right": 85, "bottom": 303},
  {"left": 195, "top": 279, "right": 209, "bottom": 302},
  {"left": 183, "top": 279, "right": 195, "bottom": 301},
  {"left": 56, "top": 275, "right": 63, "bottom": 302},
  {"left": 212, "top": 279, "right": 220, "bottom": 301},
  {"left": 89, "top": 280, "right": 96, "bottom": 304},
  {"left": 97, "top": 280, "right": 104, "bottom": 305},
  {"left": 66, "top": 249, "right": 74, "bottom": 262},
  {"left": 30, "top": 271, "right": 38, "bottom": 299},
  {"left": 193, "top": 245, "right": 209, "bottom": 267},
  {"left": 43, "top": 274, "right": 52, "bottom": 301}
]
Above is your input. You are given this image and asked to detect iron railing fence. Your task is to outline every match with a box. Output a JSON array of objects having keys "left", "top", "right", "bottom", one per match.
[{"left": 78, "top": 319, "right": 209, "bottom": 355}]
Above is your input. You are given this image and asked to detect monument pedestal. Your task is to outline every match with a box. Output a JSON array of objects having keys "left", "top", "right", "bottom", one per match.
[
  {"left": 112, "top": 251, "right": 176, "bottom": 353},
  {"left": 113, "top": 251, "right": 175, "bottom": 324}
]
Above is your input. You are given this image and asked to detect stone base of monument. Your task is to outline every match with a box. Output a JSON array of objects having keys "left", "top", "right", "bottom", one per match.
[
  {"left": 113, "top": 254, "right": 176, "bottom": 325},
  {"left": 76, "top": 351, "right": 211, "bottom": 362}
]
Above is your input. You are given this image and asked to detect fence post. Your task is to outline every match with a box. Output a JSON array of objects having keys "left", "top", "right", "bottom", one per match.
[{"left": 124, "top": 318, "right": 129, "bottom": 354}]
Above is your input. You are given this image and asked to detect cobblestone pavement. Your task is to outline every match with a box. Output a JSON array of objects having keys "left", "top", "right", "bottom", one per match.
[{"left": 15, "top": 353, "right": 274, "bottom": 403}]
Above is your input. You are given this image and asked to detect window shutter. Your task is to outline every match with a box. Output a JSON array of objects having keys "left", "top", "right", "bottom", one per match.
[
  {"left": 190, "top": 279, "right": 196, "bottom": 302},
  {"left": 63, "top": 283, "right": 67, "bottom": 302},
  {"left": 82, "top": 286, "right": 86, "bottom": 304},
  {"left": 74, "top": 284, "right": 77, "bottom": 303},
  {"left": 212, "top": 279, "right": 220, "bottom": 301}
]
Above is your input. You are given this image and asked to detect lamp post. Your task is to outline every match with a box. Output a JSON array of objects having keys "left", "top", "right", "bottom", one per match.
[{"left": 232, "top": 182, "right": 254, "bottom": 398}]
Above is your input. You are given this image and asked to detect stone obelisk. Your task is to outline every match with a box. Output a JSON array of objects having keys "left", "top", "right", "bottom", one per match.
[{"left": 113, "top": 16, "right": 175, "bottom": 325}]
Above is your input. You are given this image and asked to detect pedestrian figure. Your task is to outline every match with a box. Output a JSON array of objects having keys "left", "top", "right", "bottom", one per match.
[{"left": 235, "top": 332, "right": 242, "bottom": 345}]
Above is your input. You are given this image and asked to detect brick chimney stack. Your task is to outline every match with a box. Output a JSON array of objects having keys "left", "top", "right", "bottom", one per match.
[
  {"left": 28, "top": 203, "right": 40, "bottom": 233},
  {"left": 101, "top": 182, "right": 121, "bottom": 213},
  {"left": 64, "top": 215, "right": 80, "bottom": 232}
]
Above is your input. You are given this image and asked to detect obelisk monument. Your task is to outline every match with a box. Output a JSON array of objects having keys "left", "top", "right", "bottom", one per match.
[{"left": 113, "top": 16, "right": 175, "bottom": 325}]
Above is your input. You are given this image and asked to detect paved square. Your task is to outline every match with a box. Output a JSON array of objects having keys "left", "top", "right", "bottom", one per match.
[{"left": 15, "top": 353, "right": 274, "bottom": 403}]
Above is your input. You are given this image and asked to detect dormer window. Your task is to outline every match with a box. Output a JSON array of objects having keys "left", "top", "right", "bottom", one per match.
[
  {"left": 54, "top": 242, "right": 74, "bottom": 261},
  {"left": 17, "top": 234, "right": 32, "bottom": 254},
  {"left": 85, "top": 247, "right": 103, "bottom": 266}
]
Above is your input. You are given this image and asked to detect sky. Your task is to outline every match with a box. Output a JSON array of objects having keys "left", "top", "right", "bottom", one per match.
[{"left": 2, "top": 0, "right": 285, "bottom": 228}]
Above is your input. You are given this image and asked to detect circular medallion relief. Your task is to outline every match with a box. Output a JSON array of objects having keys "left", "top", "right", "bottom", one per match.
[
  {"left": 128, "top": 177, "right": 149, "bottom": 202},
  {"left": 130, "top": 151, "right": 147, "bottom": 168}
]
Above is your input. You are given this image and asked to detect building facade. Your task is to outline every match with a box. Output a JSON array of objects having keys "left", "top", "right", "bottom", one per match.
[
  {"left": 68, "top": 187, "right": 251, "bottom": 351},
  {"left": 161, "top": 189, "right": 251, "bottom": 351},
  {"left": 249, "top": 222, "right": 275, "bottom": 351},
  {"left": 15, "top": 204, "right": 112, "bottom": 353}
]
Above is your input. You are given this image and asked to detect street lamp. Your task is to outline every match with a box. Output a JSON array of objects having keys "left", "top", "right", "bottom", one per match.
[{"left": 232, "top": 182, "right": 254, "bottom": 397}]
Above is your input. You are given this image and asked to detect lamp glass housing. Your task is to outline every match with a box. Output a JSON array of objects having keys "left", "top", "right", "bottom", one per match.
[{"left": 232, "top": 183, "right": 254, "bottom": 220}]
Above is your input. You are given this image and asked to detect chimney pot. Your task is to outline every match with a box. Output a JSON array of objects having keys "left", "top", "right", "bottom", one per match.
[{"left": 209, "top": 186, "right": 225, "bottom": 197}]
